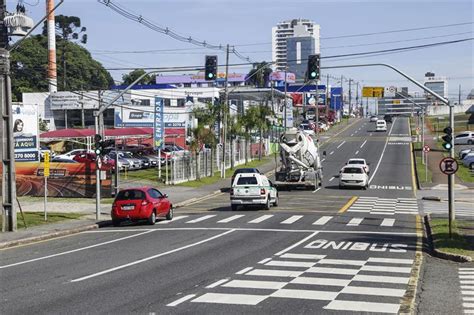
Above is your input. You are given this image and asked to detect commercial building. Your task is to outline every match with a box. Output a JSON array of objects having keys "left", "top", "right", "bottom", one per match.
[
  {"left": 424, "top": 72, "right": 448, "bottom": 100},
  {"left": 272, "top": 19, "right": 321, "bottom": 72}
]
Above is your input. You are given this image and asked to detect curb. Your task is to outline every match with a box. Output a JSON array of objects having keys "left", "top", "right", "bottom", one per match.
[
  {"left": 421, "top": 196, "right": 442, "bottom": 202},
  {"left": 0, "top": 223, "right": 99, "bottom": 250},
  {"left": 423, "top": 214, "right": 472, "bottom": 263}
]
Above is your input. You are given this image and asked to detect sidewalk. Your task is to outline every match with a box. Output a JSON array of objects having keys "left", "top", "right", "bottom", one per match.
[{"left": 0, "top": 118, "right": 359, "bottom": 248}]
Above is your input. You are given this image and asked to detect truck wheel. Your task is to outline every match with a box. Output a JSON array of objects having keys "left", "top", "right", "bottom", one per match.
[
  {"left": 264, "top": 197, "right": 271, "bottom": 210},
  {"left": 231, "top": 205, "right": 238, "bottom": 211}
]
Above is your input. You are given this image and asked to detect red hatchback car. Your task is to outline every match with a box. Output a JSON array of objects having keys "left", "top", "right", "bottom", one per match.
[{"left": 111, "top": 187, "right": 173, "bottom": 226}]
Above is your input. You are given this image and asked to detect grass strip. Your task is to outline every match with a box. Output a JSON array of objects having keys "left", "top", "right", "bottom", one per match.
[
  {"left": 0, "top": 212, "right": 84, "bottom": 230},
  {"left": 431, "top": 218, "right": 474, "bottom": 259}
]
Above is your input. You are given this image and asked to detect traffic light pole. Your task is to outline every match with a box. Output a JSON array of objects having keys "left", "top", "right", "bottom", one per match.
[
  {"left": 221, "top": 45, "right": 229, "bottom": 178},
  {"left": 448, "top": 103, "right": 455, "bottom": 237}
]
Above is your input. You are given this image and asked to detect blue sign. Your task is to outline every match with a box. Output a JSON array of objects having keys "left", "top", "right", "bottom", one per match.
[
  {"left": 154, "top": 97, "right": 164, "bottom": 150},
  {"left": 330, "top": 87, "right": 343, "bottom": 111}
]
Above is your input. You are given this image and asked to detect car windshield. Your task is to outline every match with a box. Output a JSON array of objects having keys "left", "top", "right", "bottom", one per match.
[
  {"left": 236, "top": 177, "right": 258, "bottom": 185},
  {"left": 115, "top": 190, "right": 145, "bottom": 201},
  {"left": 343, "top": 167, "right": 363, "bottom": 174}
]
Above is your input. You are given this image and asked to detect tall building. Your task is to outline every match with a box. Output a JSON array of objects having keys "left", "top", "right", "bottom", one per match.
[
  {"left": 424, "top": 72, "right": 448, "bottom": 100},
  {"left": 272, "top": 19, "right": 321, "bottom": 72}
]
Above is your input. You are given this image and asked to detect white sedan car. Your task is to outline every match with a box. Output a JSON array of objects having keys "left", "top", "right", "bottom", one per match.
[
  {"left": 339, "top": 165, "right": 369, "bottom": 189},
  {"left": 346, "top": 158, "right": 370, "bottom": 174}
]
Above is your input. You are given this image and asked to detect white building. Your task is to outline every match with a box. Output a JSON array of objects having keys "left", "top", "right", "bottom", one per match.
[
  {"left": 271, "top": 19, "right": 321, "bottom": 71},
  {"left": 424, "top": 73, "right": 448, "bottom": 100}
]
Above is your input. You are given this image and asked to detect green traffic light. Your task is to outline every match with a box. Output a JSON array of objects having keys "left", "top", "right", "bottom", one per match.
[
  {"left": 442, "top": 142, "right": 452, "bottom": 151},
  {"left": 311, "top": 71, "right": 317, "bottom": 78},
  {"left": 208, "top": 73, "right": 214, "bottom": 78}
]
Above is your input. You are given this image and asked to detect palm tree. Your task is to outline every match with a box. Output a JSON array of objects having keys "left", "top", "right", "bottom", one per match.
[{"left": 246, "top": 62, "right": 272, "bottom": 87}]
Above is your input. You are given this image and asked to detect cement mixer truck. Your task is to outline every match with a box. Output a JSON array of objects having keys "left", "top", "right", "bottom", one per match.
[{"left": 275, "top": 129, "right": 324, "bottom": 190}]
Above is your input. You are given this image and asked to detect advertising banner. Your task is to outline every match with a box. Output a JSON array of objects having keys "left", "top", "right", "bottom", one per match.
[
  {"left": 154, "top": 97, "right": 164, "bottom": 150},
  {"left": 13, "top": 104, "right": 39, "bottom": 162},
  {"left": 114, "top": 107, "right": 187, "bottom": 128}
]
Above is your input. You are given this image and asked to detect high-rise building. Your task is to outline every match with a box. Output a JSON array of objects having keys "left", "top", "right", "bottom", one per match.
[{"left": 272, "top": 19, "right": 321, "bottom": 72}]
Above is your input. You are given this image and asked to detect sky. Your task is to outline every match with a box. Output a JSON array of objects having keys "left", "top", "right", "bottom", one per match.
[{"left": 7, "top": 0, "right": 474, "bottom": 100}]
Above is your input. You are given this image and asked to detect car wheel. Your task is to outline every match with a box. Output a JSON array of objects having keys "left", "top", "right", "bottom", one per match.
[
  {"left": 231, "top": 205, "right": 238, "bottom": 211},
  {"left": 264, "top": 196, "right": 271, "bottom": 210},
  {"left": 166, "top": 206, "right": 173, "bottom": 220},
  {"left": 112, "top": 219, "right": 121, "bottom": 227},
  {"left": 147, "top": 210, "right": 156, "bottom": 225},
  {"left": 273, "top": 194, "right": 279, "bottom": 207},
  {"left": 468, "top": 140, "right": 473, "bottom": 145},
  {"left": 470, "top": 162, "right": 474, "bottom": 169}
]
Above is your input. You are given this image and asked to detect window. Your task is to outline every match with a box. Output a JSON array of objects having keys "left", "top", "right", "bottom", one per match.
[
  {"left": 343, "top": 168, "right": 363, "bottom": 174},
  {"left": 237, "top": 177, "right": 258, "bottom": 185},
  {"left": 348, "top": 160, "right": 364, "bottom": 165},
  {"left": 116, "top": 190, "right": 145, "bottom": 200},
  {"left": 148, "top": 189, "right": 163, "bottom": 199}
]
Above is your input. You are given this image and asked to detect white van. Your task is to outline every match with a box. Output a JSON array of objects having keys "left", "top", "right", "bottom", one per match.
[{"left": 376, "top": 120, "right": 387, "bottom": 132}]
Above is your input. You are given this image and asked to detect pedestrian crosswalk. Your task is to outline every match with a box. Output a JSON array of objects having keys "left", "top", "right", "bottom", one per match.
[
  {"left": 347, "top": 197, "right": 418, "bottom": 216},
  {"left": 422, "top": 201, "right": 473, "bottom": 219},
  {"left": 178, "top": 253, "right": 413, "bottom": 313},
  {"left": 460, "top": 268, "right": 474, "bottom": 314},
  {"left": 157, "top": 213, "right": 401, "bottom": 228}
]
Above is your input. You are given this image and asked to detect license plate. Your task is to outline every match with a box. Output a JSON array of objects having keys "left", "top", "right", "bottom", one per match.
[
  {"left": 122, "top": 205, "right": 134, "bottom": 210},
  {"left": 347, "top": 180, "right": 358, "bottom": 183}
]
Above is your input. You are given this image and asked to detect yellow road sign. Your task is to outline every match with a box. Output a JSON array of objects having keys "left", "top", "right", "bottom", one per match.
[
  {"left": 392, "top": 100, "right": 401, "bottom": 104},
  {"left": 362, "top": 87, "right": 384, "bottom": 98},
  {"left": 44, "top": 152, "right": 50, "bottom": 177}
]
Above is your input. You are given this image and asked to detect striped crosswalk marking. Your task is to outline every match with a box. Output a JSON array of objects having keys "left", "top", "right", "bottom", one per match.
[
  {"left": 318, "top": 259, "right": 366, "bottom": 266},
  {"left": 347, "top": 218, "right": 363, "bottom": 226},
  {"left": 324, "top": 300, "right": 400, "bottom": 314},
  {"left": 248, "top": 215, "right": 273, "bottom": 224},
  {"left": 265, "top": 260, "right": 315, "bottom": 268},
  {"left": 352, "top": 274, "right": 409, "bottom": 284},
  {"left": 271, "top": 289, "right": 338, "bottom": 300},
  {"left": 460, "top": 268, "right": 474, "bottom": 314},
  {"left": 217, "top": 215, "right": 244, "bottom": 223},
  {"left": 191, "top": 293, "right": 268, "bottom": 305},
  {"left": 341, "top": 286, "right": 405, "bottom": 297},
  {"left": 361, "top": 265, "right": 411, "bottom": 273},
  {"left": 280, "top": 215, "right": 303, "bottom": 224},
  {"left": 246, "top": 269, "right": 304, "bottom": 278},
  {"left": 381, "top": 218, "right": 395, "bottom": 227},
  {"left": 280, "top": 253, "right": 326, "bottom": 260},
  {"left": 313, "top": 216, "right": 332, "bottom": 225},
  {"left": 157, "top": 215, "right": 188, "bottom": 224},
  {"left": 222, "top": 280, "right": 287, "bottom": 290},
  {"left": 186, "top": 215, "right": 216, "bottom": 223},
  {"left": 307, "top": 267, "right": 359, "bottom": 275},
  {"left": 291, "top": 277, "right": 351, "bottom": 287}
]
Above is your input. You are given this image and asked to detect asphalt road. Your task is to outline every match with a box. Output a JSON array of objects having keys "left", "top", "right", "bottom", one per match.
[{"left": 0, "top": 117, "right": 424, "bottom": 314}]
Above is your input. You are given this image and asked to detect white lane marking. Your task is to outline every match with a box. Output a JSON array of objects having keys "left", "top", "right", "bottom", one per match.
[
  {"left": 186, "top": 215, "right": 217, "bottom": 223},
  {"left": 275, "top": 231, "right": 319, "bottom": 256},
  {"left": 352, "top": 274, "right": 409, "bottom": 284},
  {"left": 337, "top": 141, "right": 346, "bottom": 149},
  {"left": 318, "top": 259, "right": 366, "bottom": 266},
  {"left": 307, "top": 267, "right": 359, "bottom": 275},
  {"left": 280, "top": 253, "right": 326, "bottom": 260},
  {"left": 70, "top": 229, "right": 235, "bottom": 282},
  {"left": 369, "top": 133, "right": 373, "bottom": 136},
  {"left": 361, "top": 139, "right": 367, "bottom": 148},
  {"left": 347, "top": 218, "right": 363, "bottom": 226},
  {"left": 313, "top": 216, "right": 333, "bottom": 226},
  {"left": 381, "top": 218, "right": 395, "bottom": 227},
  {"left": 167, "top": 294, "right": 196, "bottom": 307},
  {"left": 462, "top": 286, "right": 474, "bottom": 290},
  {"left": 312, "top": 187, "right": 321, "bottom": 194},
  {"left": 368, "top": 258, "right": 413, "bottom": 264},
  {"left": 355, "top": 150, "right": 359, "bottom": 155},
  {"left": 246, "top": 269, "right": 304, "bottom": 278},
  {"left": 350, "top": 133, "right": 354, "bottom": 137},
  {"left": 280, "top": 215, "right": 303, "bottom": 225},
  {"left": 0, "top": 230, "right": 154, "bottom": 269},
  {"left": 328, "top": 177, "right": 335, "bottom": 182},
  {"left": 461, "top": 281, "right": 474, "bottom": 285},
  {"left": 330, "top": 151, "right": 334, "bottom": 155},
  {"left": 361, "top": 265, "right": 411, "bottom": 273},
  {"left": 461, "top": 276, "right": 474, "bottom": 279},
  {"left": 223, "top": 280, "right": 287, "bottom": 290},
  {"left": 368, "top": 117, "right": 397, "bottom": 184},
  {"left": 191, "top": 293, "right": 267, "bottom": 305},
  {"left": 463, "top": 291, "right": 474, "bottom": 295},
  {"left": 157, "top": 215, "right": 188, "bottom": 224},
  {"left": 236, "top": 267, "right": 253, "bottom": 275},
  {"left": 258, "top": 258, "right": 272, "bottom": 264},
  {"left": 291, "top": 277, "right": 351, "bottom": 287},
  {"left": 321, "top": 158, "right": 326, "bottom": 162},
  {"left": 342, "top": 286, "right": 405, "bottom": 297},
  {"left": 206, "top": 278, "right": 229, "bottom": 289},
  {"left": 271, "top": 289, "right": 338, "bottom": 301},
  {"left": 265, "top": 260, "right": 315, "bottom": 268},
  {"left": 248, "top": 215, "right": 273, "bottom": 224},
  {"left": 324, "top": 300, "right": 400, "bottom": 314},
  {"left": 460, "top": 268, "right": 474, "bottom": 271},
  {"left": 217, "top": 215, "right": 244, "bottom": 223}
]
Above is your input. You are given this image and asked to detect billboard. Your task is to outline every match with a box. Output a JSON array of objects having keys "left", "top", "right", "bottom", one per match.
[
  {"left": 114, "top": 107, "right": 188, "bottom": 128},
  {"left": 13, "top": 104, "right": 39, "bottom": 162},
  {"left": 154, "top": 97, "right": 164, "bottom": 150},
  {"left": 49, "top": 90, "right": 131, "bottom": 110}
]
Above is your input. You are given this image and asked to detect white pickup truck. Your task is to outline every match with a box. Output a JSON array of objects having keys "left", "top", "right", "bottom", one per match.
[{"left": 230, "top": 173, "right": 278, "bottom": 211}]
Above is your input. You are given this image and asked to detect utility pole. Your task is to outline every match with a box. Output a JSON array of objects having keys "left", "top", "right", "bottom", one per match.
[
  {"left": 284, "top": 67, "right": 288, "bottom": 129},
  {"left": 221, "top": 44, "right": 230, "bottom": 178},
  {"left": 326, "top": 74, "right": 329, "bottom": 117},
  {"left": 356, "top": 82, "right": 359, "bottom": 116},
  {"left": 458, "top": 84, "right": 461, "bottom": 106},
  {"left": 348, "top": 79, "right": 352, "bottom": 116},
  {"left": 340, "top": 75, "right": 344, "bottom": 120},
  {"left": 449, "top": 103, "right": 455, "bottom": 224},
  {"left": 46, "top": 0, "right": 57, "bottom": 93},
  {"left": 0, "top": 0, "right": 16, "bottom": 231}
]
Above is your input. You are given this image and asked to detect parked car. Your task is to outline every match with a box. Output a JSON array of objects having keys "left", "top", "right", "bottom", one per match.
[
  {"left": 127, "top": 151, "right": 151, "bottom": 168},
  {"left": 454, "top": 131, "right": 474, "bottom": 145},
  {"left": 72, "top": 152, "right": 116, "bottom": 170},
  {"left": 106, "top": 152, "right": 131, "bottom": 171},
  {"left": 462, "top": 154, "right": 474, "bottom": 169},
  {"left": 318, "top": 121, "right": 329, "bottom": 132},
  {"left": 50, "top": 158, "right": 78, "bottom": 164},
  {"left": 299, "top": 123, "right": 315, "bottom": 136},
  {"left": 230, "top": 173, "right": 278, "bottom": 211},
  {"left": 459, "top": 148, "right": 474, "bottom": 160},
  {"left": 384, "top": 114, "right": 393, "bottom": 123},
  {"left": 339, "top": 165, "right": 369, "bottom": 189},
  {"left": 346, "top": 158, "right": 370, "bottom": 174},
  {"left": 369, "top": 115, "right": 378, "bottom": 122},
  {"left": 111, "top": 187, "right": 173, "bottom": 226},
  {"left": 231, "top": 168, "right": 261, "bottom": 186},
  {"left": 54, "top": 149, "right": 92, "bottom": 160},
  {"left": 376, "top": 120, "right": 387, "bottom": 132},
  {"left": 162, "top": 144, "right": 189, "bottom": 157},
  {"left": 110, "top": 151, "right": 141, "bottom": 170}
]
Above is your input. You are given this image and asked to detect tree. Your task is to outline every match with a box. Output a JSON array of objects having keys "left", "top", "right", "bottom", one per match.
[
  {"left": 122, "top": 69, "right": 155, "bottom": 86},
  {"left": 246, "top": 62, "right": 272, "bottom": 87},
  {"left": 10, "top": 35, "right": 113, "bottom": 101}
]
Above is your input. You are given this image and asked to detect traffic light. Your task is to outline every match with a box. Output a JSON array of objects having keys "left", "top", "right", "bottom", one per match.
[
  {"left": 441, "top": 126, "right": 453, "bottom": 151},
  {"left": 205, "top": 55, "right": 217, "bottom": 81},
  {"left": 94, "top": 134, "right": 102, "bottom": 156},
  {"left": 306, "top": 54, "right": 321, "bottom": 82}
]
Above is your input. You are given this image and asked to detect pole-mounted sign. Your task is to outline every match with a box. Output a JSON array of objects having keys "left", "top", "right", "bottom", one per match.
[
  {"left": 439, "top": 157, "right": 458, "bottom": 175},
  {"left": 154, "top": 97, "right": 164, "bottom": 150}
]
